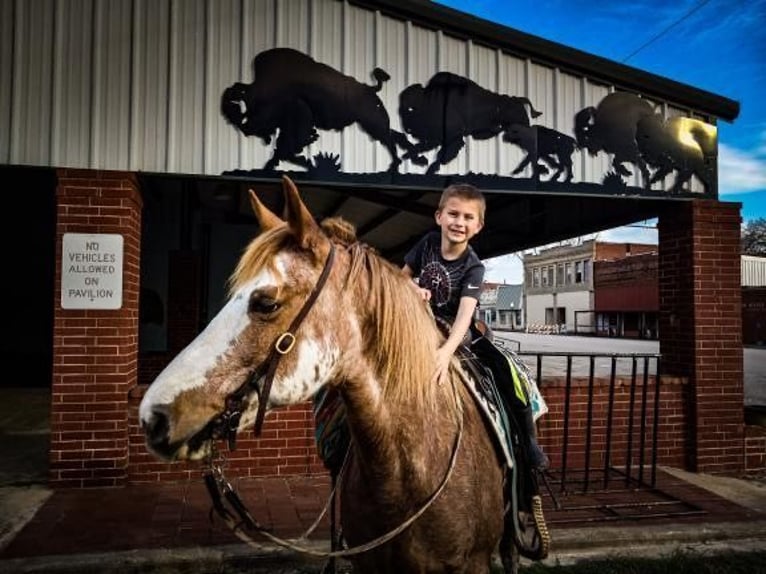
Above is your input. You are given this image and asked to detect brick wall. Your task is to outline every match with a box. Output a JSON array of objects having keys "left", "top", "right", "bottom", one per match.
[
  {"left": 595, "top": 242, "right": 657, "bottom": 261},
  {"left": 125, "top": 374, "right": 689, "bottom": 483},
  {"left": 594, "top": 253, "right": 659, "bottom": 312},
  {"left": 127, "top": 386, "right": 325, "bottom": 482},
  {"left": 659, "top": 200, "right": 744, "bottom": 474},
  {"left": 537, "top": 375, "right": 688, "bottom": 473},
  {"left": 51, "top": 170, "right": 142, "bottom": 487},
  {"left": 742, "top": 287, "right": 766, "bottom": 345}
]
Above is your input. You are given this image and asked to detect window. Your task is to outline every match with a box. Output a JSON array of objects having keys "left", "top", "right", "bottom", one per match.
[
  {"left": 541, "top": 267, "right": 548, "bottom": 287},
  {"left": 533, "top": 268, "right": 540, "bottom": 287},
  {"left": 565, "top": 262, "right": 572, "bottom": 285},
  {"left": 583, "top": 259, "right": 591, "bottom": 284},
  {"left": 575, "top": 261, "right": 583, "bottom": 283},
  {"left": 557, "top": 263, "right": 564, "bottom": 286},
  {"left": 547, "top": 266, "right": 554, "bottom": 287}
]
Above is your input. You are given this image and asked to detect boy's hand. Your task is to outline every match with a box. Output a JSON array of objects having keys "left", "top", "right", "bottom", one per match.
[
  {"left": 431, "top": 346, "right": 451, "bottom": 386},
  {"left": 407, "top": 280, "right": 431, "bottom": 302}
]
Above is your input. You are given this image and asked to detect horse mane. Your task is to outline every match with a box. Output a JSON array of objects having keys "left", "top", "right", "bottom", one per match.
[
  {"left": 229, "top": 217, "right": 448, "bottom": 412},
  {"left": 321, "top": 217, "right": 446, "bottom": 409}
]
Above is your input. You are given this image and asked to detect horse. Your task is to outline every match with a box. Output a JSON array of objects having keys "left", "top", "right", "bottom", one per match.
[{"left": 139, "top": 175, "right": 532, "bottom": 573}]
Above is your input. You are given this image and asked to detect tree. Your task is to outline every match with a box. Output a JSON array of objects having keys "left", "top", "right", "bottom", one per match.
[{"left": 741, "top": 218, "right": 766, "bottom": 256}]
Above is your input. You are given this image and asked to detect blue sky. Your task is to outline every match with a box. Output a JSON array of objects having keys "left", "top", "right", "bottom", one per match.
[{"left": 436, "top": 0, "right": 766, "bottom": 281}]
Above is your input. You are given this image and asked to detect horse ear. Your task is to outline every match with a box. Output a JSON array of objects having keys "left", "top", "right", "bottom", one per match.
[
  {"left": 281, "top": 175, "right": 321, "bottom": 248},
  {"left": 248, "top": 189, "right": 284, "bottom": 231}
]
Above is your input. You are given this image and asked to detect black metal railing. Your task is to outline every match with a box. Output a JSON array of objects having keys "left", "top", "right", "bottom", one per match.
[
  {"left": 517, "top": 351, "right": 662, "bottom": 493},
  {"left": 513, "top": 350, "right": 706, "bottom": 523}
]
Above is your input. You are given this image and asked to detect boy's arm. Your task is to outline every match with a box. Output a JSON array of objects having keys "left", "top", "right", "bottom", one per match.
[{"left": 433, "top": 295, "right": 478, "bottom": 384}]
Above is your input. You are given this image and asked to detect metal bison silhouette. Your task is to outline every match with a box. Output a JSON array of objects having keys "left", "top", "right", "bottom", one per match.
[
  {"left": 398, "top": 72, "right": 543, "bottom": 174},
  {"left": 221, "top": 48, "right": 409, "bottom": 172},
  {"left": 574, "top": 92, "right": 717, "bottom": 193},
  {"left": 503, "top": 124, "right": 578, "bottom": 182}
]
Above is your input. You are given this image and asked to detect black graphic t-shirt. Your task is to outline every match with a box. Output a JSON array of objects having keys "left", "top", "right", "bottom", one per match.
[{"left": 404, "top": 231, "right": 485, "bottom": 322}]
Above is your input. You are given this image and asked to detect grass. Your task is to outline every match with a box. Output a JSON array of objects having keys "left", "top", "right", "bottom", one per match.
[{"left": 517, "top": 549, "right": 766, "bottom": 574}]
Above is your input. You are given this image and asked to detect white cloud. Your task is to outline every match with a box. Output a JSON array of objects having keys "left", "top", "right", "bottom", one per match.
[
  {"left": 719, "top": 142, "right": 766, "bottom": 195},
  {"left": 483, "top": 253, "right": 524, "bottom": 284},
  {"left": 597, "top": 224, "right": 658, "bottom": 245}
]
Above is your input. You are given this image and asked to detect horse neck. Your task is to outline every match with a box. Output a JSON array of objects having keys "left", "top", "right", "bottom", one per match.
[
  {"left": 339, "top": 355, "right": 462, "bottom": 488},
  {"left": 336, "top": 245, "right": 461, "bottom": 482}
]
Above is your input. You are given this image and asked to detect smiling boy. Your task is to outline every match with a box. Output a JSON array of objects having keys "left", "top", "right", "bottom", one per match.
[
  {"left": 403, "top": 183, "right": 549, "bottom": 470},
  {"left": 403, "top": 183, "right": 486, "bottom": 386}
]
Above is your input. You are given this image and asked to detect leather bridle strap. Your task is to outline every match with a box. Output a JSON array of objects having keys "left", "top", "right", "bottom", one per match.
[{"left": 244, "top": 243, "right": 336, "bottom": 438}]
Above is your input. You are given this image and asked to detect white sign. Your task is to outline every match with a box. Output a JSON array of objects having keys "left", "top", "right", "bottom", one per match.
[{"left": 61, "top": 233, "right": 124, "bottom": 309}]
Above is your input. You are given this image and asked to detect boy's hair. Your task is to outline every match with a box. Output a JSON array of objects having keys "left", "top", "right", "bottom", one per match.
[{"left": 438, "top": 183, "right": 486, "bottom": 224}]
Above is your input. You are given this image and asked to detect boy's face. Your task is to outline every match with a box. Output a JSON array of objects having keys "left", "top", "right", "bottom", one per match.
[{"left": 435, "top": 197, "right": 484, "bottom": 246}]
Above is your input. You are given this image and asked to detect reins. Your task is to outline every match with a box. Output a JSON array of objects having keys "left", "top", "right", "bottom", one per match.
[{"left": 204, "top": 367, "right": 465, "bottom": 559}]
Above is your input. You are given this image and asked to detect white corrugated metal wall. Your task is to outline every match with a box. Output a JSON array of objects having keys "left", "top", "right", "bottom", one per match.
[
  {"left": 0, "top": 0, "right": 711, "bottom": 191},
  {"left": 742, "top": 255, "right": 766, "bottom": 287}
]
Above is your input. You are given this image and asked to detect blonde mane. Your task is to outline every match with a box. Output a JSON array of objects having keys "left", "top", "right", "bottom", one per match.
[{"left": 228, "top": 218, "right": 451, "bottom": 413}]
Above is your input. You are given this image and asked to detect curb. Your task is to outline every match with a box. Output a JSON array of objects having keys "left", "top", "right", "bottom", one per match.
[{"left": 3, "top": 520, "right": 766, "bottom": 573}]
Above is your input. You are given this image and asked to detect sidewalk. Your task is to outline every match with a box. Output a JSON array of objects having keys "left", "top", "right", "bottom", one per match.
[{"left": 1, "top": 467, "right": 765, "bottom": 573}]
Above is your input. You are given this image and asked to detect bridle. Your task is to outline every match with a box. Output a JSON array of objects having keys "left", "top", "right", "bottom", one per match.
[{"left": 209, "top": 243, "right": 336, "bottom": 451}]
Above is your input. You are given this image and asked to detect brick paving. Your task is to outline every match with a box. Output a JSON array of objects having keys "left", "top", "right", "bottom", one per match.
[{"left": 1, "top": 469, "right": 763, "bottom": 561}]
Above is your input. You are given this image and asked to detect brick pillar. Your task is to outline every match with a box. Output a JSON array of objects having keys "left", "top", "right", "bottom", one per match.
[
  {"left": 658, "top": 200, "right": 744, "bottom": 474},
  {"left": 51, "top": 169, "right": 142, "bottom": 487}
]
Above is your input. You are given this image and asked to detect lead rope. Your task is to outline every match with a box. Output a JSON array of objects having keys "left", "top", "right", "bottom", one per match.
[{"left": 206, "top": 373, "right": 464, "bottom": 560}]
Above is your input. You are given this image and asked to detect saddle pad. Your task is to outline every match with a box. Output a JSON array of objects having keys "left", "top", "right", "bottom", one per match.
[{"left": 457, "top": 357, "right": 515, "bottom": 469}]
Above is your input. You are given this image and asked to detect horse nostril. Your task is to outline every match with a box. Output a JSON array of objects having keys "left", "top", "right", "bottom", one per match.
[{"left": 145, "top": 407, "right": 170, "bottom": 448}]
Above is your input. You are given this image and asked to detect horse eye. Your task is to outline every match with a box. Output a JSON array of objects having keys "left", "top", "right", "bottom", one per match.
[{"left": 249, "top": 296, "right": 280, "bottom": 315}]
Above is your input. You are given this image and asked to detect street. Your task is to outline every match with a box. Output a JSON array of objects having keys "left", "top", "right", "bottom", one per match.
[{"left": 495, "top": 332, "right": 766, "bottom": 407}]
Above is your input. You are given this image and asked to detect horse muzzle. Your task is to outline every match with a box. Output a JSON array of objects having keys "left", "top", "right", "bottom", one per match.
[{"left": 141, "top": 405, "right": 214, "bottom": 461}]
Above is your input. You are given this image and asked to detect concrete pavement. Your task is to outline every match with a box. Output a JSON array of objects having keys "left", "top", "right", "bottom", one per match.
[{"left": 497, "top": 332, "right": 766, "bottom": 407}]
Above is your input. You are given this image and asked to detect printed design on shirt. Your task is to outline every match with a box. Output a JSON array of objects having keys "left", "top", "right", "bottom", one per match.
[{"left": 420, "top": 261, "right": 456, "bottom": 309}]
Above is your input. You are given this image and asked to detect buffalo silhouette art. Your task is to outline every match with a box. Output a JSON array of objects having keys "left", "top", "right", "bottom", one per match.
[
  {"left": 221, "top": 48, "right": 409, "bottom": 172},
  {"left": 574, "top": 91, "right": 717, "bottom": 193},
  {"left": 398, "top": 72, "right": 543, "bottom": 174},
  {"left": 503, "top": 124, "right": 578, "bottom": 182}
]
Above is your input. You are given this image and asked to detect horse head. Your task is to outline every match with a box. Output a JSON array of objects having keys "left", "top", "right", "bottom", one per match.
[{"left": 139, "top": 176, "right": 351, "bottom": 461}]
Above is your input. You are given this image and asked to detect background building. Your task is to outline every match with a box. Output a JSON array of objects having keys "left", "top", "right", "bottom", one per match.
[
  {"left": 594, "top": 251, "right": 658, "bottom": 338},
  {"left": 479, "top": 282, "right": 524, "bottom": 331},
  {"left": 742, "top": 255, "right": 766, "bottom": 346},
  {"left": 523, "top": 240, "right": 656, "bottom": 333}
]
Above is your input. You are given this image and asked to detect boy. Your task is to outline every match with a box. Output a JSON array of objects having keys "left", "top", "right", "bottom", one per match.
[{"left": 403, "top": 183, "right": 548, "bottom": 469}]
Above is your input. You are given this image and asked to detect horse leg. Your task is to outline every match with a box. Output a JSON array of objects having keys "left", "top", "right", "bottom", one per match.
[{"left": 499, "top": 523, "right": 520, "bottom": 574}]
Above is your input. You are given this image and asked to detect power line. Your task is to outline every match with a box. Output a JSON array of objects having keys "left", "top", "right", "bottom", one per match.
[{"left": 622, "top": 0, "right": 713, "bottom": 63}]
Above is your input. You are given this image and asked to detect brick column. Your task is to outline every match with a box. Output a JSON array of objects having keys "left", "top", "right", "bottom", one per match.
[
  {"left": 658, "top": 200, "right": 744, "bottom": 474},
  {"left": 51, "top": 169, "right": 142, "bottom": 487}
]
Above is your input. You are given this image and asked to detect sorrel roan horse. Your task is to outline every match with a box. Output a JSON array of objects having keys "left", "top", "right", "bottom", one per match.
[{"left": 139, "top": 176, "right": 523, "bottom": 573}]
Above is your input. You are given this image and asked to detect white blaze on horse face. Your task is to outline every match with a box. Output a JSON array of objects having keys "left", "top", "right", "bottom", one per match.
[{"left": 139, "top": 269, "right": 280, "bottom": 426}]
